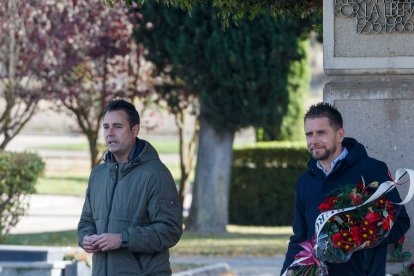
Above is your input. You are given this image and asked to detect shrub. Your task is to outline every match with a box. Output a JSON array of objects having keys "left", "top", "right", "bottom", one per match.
[
  {"left": 0, "top": 151, "right": 45, "bottom": 241},
  {"left": 230, "top": 142, "right": 308, "bottom": 226}
]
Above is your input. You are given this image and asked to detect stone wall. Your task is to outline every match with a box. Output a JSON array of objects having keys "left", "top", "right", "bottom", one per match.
[{"left": 323, "top": 0, "right": 414, "bottom": 273}]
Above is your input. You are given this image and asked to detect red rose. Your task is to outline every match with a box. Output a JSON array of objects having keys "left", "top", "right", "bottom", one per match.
[
  {"left": 325, "top": 196, "right": 339, "bottom": 208},
  {"left": 382, "top": 214, "right": 394, "bottom": 231},
  {"left": 319, "top": 202, "right": 331, "bottom": 212},
  {"left": 364, "top": 211, "right": 381, "bottom": 224},
  {"left": 349, "top": 192, "right": 362, "bottom": 205}
]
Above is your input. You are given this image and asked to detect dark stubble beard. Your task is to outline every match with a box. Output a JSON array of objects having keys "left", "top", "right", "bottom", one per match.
[{"left": 311, "top": 146, "right": 334, "bottom": 161}]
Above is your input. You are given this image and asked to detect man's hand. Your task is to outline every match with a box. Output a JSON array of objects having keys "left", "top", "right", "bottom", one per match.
[
  {"left": 82, "top": 234, "right": 100, "bottom": 253},
  {"left": 92, "top": 233, "right": 122, "bottom": 251}
]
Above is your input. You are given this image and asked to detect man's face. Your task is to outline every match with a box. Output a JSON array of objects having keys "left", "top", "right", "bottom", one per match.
[
  {"left": 304, "top": 117, "right": 344, "bottom": 163},
  {"left": 103, "top": 110, "right": 139, "bottom": 163}
]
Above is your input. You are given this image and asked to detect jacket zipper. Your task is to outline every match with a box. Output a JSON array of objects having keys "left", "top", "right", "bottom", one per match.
[{"left": 105, "top": 163, "right": 119, "bottom": 276}]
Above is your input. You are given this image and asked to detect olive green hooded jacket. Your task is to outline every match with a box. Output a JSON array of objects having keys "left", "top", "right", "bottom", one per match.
[{"left": 78, "top": 140, "right": 182, "bottom": 275}]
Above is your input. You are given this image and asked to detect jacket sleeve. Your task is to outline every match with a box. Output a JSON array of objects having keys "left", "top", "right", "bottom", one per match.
[
  {"left": 77, "top": 186, "right": 97, "bottom": 248},
  {"left": 281, "top": 179, "right": 308, "bottom": 275},
  {"left": 122, "top": 169, "right": 183, "bottom": 253}
]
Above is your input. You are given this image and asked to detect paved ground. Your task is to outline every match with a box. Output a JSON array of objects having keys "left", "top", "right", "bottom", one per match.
[
  {"left": 171, "top": 256, "right": 283, "bottom": 276},
  {"left": 11, "top": 195, "right": 284, "bottom": 275},
  {"left": 10, "top": 195, "right": 84, "bottom": 235}
]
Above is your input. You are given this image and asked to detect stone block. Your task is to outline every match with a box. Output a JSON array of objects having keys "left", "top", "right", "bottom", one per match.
[
  {"left": 0, "top": 245, "right": 70, "bottom": 262},
  {"left": 324, "top": 75, "right": 414, "bottom": 272},
  {"left": 323, "top": 0, "right": 414, "bottom": 75},
  {"left": 0, "top": 261, "right": 68, "bottom": 276}
]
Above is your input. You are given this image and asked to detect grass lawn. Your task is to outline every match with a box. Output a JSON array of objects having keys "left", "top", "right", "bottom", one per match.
[
  {"left": 5, "top": 230, "right": 78, "bottom": 247},
  {"left": 173, "top": 225, "right": 292, "bottom": 256},
  {"left": 5, "top": 225, "right": 291, "bottom": 257},
  {"left": 30, "top": 136, "right": 254, "bottom": 155},
  {"left": 36, "top": 170, "right": 181, "bottom": 196},
  {"left": 36, "top": 173, "right": 90, "bottom": 196}
]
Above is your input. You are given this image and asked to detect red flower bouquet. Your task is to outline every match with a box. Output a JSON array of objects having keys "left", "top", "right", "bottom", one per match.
[
  {"left": 315, "top": 178, "right": 397, "bottom": 263},
  {"left": 284, "top": 169, "right": 414, "bottom": 276}
]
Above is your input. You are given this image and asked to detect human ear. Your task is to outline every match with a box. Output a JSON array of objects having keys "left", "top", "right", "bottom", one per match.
[
  {"left": 133, "top": 124, "right": 140, "bottom": 137},
  {"left": 337, "top": 128, "right": 345, "bottom": 142}
]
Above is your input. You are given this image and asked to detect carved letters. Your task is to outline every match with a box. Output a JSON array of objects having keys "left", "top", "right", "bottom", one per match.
[{"left": 335, "top": 0, "right": 414, "bottom": 33}]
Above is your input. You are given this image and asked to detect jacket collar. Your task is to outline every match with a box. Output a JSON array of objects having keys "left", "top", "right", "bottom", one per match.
[
  {"left": 308, "top": 137, "right": 368, "bottom": 178},
  {"left": 103, "top": 138, "right": 145, "bottom": 164}
]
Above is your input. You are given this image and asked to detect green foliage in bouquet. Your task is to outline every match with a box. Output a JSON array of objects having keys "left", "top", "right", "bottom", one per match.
[{"left": 292, "top": 265, "right": 319, "bottom": 276}]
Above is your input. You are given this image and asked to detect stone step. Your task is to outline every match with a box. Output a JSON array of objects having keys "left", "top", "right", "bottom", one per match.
[{"left": 0, "top": 245, "right": 70, "bottom": 262}]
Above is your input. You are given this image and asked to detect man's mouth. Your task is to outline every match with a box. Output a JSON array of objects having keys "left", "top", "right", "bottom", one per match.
[
  {"left": 311, "top": 147, "right": 325, "bottom": 154},
  {"left": 310, "top": 144, "right": 324, "bottom": 150}
]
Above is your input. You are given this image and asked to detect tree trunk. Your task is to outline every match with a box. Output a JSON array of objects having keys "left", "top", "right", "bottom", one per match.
[
  {"left": 86, "top": 131, "right": 99, "bottom": 169},
  {"left": 186, "top": 115, "right": 235, "bottom": 233},
  {"left": 175, "top": 109, "right": 199, "bottom": 209}
]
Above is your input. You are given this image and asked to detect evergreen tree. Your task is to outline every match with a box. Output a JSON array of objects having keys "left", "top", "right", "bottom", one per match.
[
  {"left": 111, "top": 0, "right": 322, "bottom": 28},
  {"left": 134, "top": 2, "right": 312, "bottom": 232},
  {"left": 256, "top": 38, "right": 310, "bottom": 141}
]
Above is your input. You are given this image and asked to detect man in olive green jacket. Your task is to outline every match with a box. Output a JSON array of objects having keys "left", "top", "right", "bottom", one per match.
[{"left": 78, "top": 99, "right": 183, "bottom": 275}]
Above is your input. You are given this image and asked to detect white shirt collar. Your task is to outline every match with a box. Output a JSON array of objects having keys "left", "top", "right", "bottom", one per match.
[{"left": 316, "top": 147, "right": 348, "bottom": 176}]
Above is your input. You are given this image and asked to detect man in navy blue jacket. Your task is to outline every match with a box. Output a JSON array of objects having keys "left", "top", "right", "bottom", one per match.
[{"left": 281, "top": 102, "right": 410, "bottom": 275}]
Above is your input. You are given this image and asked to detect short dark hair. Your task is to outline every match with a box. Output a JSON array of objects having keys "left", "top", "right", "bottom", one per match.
[
  {"left": 304, "top": 102, "right": 343, "bottom": 130},
  {"left": 104, "top": 99, "right": 140, "bottom": 128}
]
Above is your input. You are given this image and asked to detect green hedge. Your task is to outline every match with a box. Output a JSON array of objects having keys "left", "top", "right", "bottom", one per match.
[
  {"left": 0, "top": 151, "right": 45, "bottom": 241},
  {"left": 230, "top": 142, "right": 309, "bottom": 226}
]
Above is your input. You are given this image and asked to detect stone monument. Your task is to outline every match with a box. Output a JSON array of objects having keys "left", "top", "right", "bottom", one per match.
[{"left": 324, "top": 0, "right": 414, "bottom": 273}]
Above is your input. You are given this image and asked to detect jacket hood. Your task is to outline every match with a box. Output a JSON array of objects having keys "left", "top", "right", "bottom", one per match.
[{"left": 307, "top": 137, "right": 368, "bottom": 174}]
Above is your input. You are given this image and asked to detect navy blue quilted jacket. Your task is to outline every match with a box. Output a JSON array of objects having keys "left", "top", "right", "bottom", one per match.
[{"left": 281, "top": 138, "right": 410, "bottom": 276}]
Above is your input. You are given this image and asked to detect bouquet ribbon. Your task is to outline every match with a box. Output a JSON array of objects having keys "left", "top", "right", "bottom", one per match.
[
  {"left": 294, "top": 240, "right": 321, "bottom": 266},
  {"left": 315, "top": 168, "right": 414, "bottom": 239},
  {"left": 282, "top": 239, "right": 320, "bottom": 276}
]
